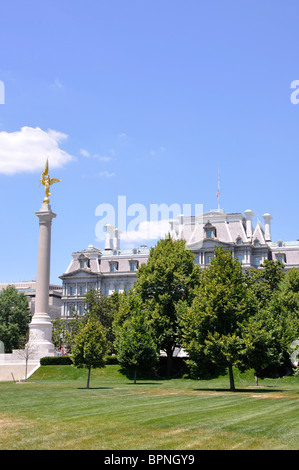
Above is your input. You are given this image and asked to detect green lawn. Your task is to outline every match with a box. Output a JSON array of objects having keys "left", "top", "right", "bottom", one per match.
[{"left": 0, "top": 365, "right": 298, "bottom": 450}]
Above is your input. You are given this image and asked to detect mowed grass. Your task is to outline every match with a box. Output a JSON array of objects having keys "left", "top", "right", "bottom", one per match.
[{"left": 0, "top": 364, "right": 299, "bottom": 450}]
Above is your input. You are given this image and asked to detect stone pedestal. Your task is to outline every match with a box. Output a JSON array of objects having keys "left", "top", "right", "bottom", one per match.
[{"left": 28, "top": 203, "right": 56, "bottom": 358}]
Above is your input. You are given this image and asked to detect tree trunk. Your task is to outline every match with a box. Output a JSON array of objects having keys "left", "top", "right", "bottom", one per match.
[
  {"left": 25, "top": 358, "right": 28, "bottom": 381},
  {"left": 134, "top": 369, "right": 137, "bottom": 384},
  {"left": 255, "top": 375, "right": 258, "bottom": 386},
  {"left": 228, "top": 364, "right": 235, "bottom": 391},
  {"left": 86, "top": 366, "right": 91, "bottom": 389}
]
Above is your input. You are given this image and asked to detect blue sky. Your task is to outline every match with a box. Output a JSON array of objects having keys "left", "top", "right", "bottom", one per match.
[{"left": 1, "top": 0, "right": 299, "bottom": 284}]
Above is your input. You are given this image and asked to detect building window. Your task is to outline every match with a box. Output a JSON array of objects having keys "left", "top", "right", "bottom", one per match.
[
  {"left": 236, "top": 237, "right": 242, "bottom": 245},
  {"left": 276, "top": 254, "right": 285, "bottom": 264},
  {"left": 254, "top": 239, "right": 260, "bottom": 247},
  {"left": 115, "top": 285, "right": 119, "bottom": 294},
  {"left": 78, "top": 304, "right": 85, "bottom": 315},
  {"left": 105, "top": 286, "right": 109, "bottom": 296},
  {"left": 70, "top": 286, "right": 75, "bottom": 296},
  {"left": 69, "top": 304, "right": 75, "bottom": 316},
  {"left": 236, "top": 255, "right": 243, "bottom": 264},
  {"left": 194, "top": 255, "right": 199, "bottom": 265},
  {"left": 78, "top": 256, "right": 89, "bottom": 269},
  {"left": 110, "top": 262, "right": 118, "bottom": 272},
  {"left": 207, "top": 254, "right": 213, "bottom": 264},
  {"left": 204, "top": 221, "right": 216, "bottom": 239},
  {"left": 130, "top": 260, "right": 138, "bottom": 271},
  {"left": 255, "top": 256, "right": 261, "bottom": 266},
  {"left": 278, "top": 240, "right": 283, "bottom": 248},
  {"left": 79, "top": 285, "right": 85, "bottom": 296}
]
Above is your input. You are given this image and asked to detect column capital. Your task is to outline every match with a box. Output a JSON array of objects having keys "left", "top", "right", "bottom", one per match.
[{"left": 35, "top": 203, "right": 56, "bottom": 221}]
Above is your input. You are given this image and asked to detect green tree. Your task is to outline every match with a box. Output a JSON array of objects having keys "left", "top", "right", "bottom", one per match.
[
  {"left": 135, "top": 235, "right": 201, "bottom": 376},
  {"left": 0, "top": 285, "right": 31, "bottom": 352},
  {"left": 52, "top": 318, "right": 68, "bottom": 349},
  {"left": 84, "top": 289, "right": 119, "bottom": 353},
  {"left": 72, "top": 318, "right": 108, "bottom": 389},
  {"left": 257, "top": 268, "right": 299, "bottom": 375},
  {"left": 239, "top": 314, "right": 283, "bottom": 383},
  {"left": 114, "top": 297, "right": 158, "bottom": 383},
  {"left": 246, "top": 259, "right": 285, "bottom": 309},
  {"left": 181, "top": 247, "right": 253, "bottom": 390}
]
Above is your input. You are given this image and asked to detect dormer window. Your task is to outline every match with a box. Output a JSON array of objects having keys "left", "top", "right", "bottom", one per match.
[
  {"left": 236, "top": 237, "right": 242, "bottom": 245},
  {"left": 110, "top": 261, "right": 118, "bottom": 272},
  {"left": 204, "top": 221, "right": 216, "bottom": 239},
  {"left": 130, "top": 260, "right": 139, "bottom": 272},
  {"left": 78, "top": 255, "right": 89, "bottom": 269},
  {"left": 277, "top": 240, "right": 283, "bottom": 248},
  {"left": 254, "top": 239, "right": 260, "bottom": 247}
]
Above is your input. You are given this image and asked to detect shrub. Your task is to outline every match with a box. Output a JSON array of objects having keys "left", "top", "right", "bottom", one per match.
[{"left": 40, "top": 356, "right": 73, "bottom": 365}]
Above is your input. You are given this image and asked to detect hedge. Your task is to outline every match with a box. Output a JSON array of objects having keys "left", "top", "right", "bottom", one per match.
[
  {"left": 40, "top": 356, "right": 73, "bottom": 365},
  {"left": 40, "top": 355, "right": 119, "bottom": 366}
]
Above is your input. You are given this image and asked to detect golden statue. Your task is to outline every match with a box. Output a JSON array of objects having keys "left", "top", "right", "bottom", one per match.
[{"left": 40, "top": 158, "right": 61, "bottom": 203}]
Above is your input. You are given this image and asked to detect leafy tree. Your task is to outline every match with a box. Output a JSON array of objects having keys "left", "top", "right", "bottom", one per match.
[
  {"left": 72, "top": 318, "right": 108, "bottom": 389},
  {"left": 238, "top": 315, "right": 283, "bottom": 382},
  {"left": 134, "top": 235, "right": 201, "bottom": 376},
  {"left": 257, "top": 268, "right": 299, "bottom": 375},
  {"left": 246, "top": 259, "right": 285, "bottom": 309},
  {"left": 52, "top": 318, "right": 71, "bottom": 351},
  {"left": 114, "top": 296, "right": 158, "bottom": 383},
  {"left": 58, "top": 290, "right": 119, "bottom": 355},
  {"left": 181, "top": 247, "right": 253, "bottom": 390},
  {"left": 0, "top": 285, "right": 31, "bottom": 352},
  {"left": 84, "top": 289, "right": 119, "bottom": 353}
]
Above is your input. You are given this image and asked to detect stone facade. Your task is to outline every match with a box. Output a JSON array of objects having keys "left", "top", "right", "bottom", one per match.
[{"left": 59, "top": 243, "right": 150, "bottom": 318}]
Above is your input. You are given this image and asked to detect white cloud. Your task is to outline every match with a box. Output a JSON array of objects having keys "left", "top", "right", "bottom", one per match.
[
  {"left": 94, "top": 155, "right": 112, "bottom": 162},
  {"left": 0, "top": 126, "right": 73, "bottom": 175},
  {"left": 121, "top": 219, "right": 171, "bottom": 244},
  {"left": 51, "top": 78, "right": 63, "bottom": 90},
  {"left": 79, "top": 148, "right": 90, "bottom": 157},
  {"left": 79, "top": 149, "right": 113, "bottom": 162},
  {"left": 98, "top": 171, "right": 115, "bottom": 178}
]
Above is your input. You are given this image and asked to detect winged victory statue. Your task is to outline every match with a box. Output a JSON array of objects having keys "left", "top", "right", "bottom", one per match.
[{"left": 40, "top": 158, "right": 61, "bottom": 203}]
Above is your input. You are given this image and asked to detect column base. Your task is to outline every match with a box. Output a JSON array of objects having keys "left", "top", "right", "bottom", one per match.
[{"left": 29, "top": 312, "right": 55, "bottom": 359}]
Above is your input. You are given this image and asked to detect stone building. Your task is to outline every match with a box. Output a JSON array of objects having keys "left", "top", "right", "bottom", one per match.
[{"left": 59, "top": 209, "right": 299, "bottom": 319}]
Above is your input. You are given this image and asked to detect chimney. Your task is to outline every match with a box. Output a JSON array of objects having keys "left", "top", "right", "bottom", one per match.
[
  {"left": 113, "top": 228, "right": 121, "bottom": 251},
  {"left": 263, "top": 213, "right": 272, "bottom": 241},
  {"left": 244, "top": 210, "right": 254, "bottom": 239},
  {"left": 104, "top": 224, "right": 114, "bottom": 250}
]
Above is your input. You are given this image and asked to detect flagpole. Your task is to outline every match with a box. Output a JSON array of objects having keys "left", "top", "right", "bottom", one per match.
[{"left": 217, "top": 167, "right": 220, "bottom": 211}]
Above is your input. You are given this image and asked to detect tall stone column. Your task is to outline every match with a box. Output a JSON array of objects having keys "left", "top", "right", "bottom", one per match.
[{"left": 29, "top": 202, "right": 56, "bottom": 358}]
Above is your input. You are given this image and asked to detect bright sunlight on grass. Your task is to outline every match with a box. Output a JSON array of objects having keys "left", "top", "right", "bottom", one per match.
[{"left": 0, "top": 365, "right": 298, "bottom": 450}]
